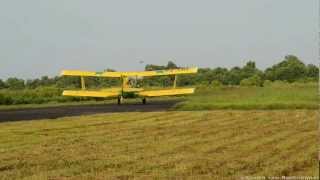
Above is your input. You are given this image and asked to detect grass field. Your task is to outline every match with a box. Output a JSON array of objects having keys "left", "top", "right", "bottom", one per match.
[
  {"left": 176, "top": 83, "right": 318, "bottom": 110},
  {"left": 0, "top": 110, "right": 318, "bottom": 179}
]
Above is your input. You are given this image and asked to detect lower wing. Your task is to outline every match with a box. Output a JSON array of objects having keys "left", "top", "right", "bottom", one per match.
[
  {"left": 62, "top": 88, "right": 195, "bottom": 98},
  {"left": 63, "top": 90, "right": 120, "bottom": 98},
  {"left": 138, "top": 88, "right": 195, "bottom": 97}
]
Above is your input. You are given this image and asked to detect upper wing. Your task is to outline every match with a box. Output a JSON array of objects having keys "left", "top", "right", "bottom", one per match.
[
  {"left": 61, "top": 67, "right": 198, "bottom": 77},
  {"left": 61, "top": 70, "right": 121, "bottom": 77},
  {"left": 121, "top": 67, "right": 198, "bottom": 77}
]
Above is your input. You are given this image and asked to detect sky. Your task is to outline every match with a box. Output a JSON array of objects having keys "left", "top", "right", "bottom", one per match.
[{"left": 0, "top": 0, "right": 318, "bottom": 79}]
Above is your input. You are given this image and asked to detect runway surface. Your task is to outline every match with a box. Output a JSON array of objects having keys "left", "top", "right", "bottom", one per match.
[{"left": 0, "top": 100, "right": 180, "bottom": 123}]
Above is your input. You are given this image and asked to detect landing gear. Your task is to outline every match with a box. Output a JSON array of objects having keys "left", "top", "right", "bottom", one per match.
[
  {"left": 117, "top": 96, "right": 123, "bottom": 105},
  {"left": 142, "top": 98, "right": 147, "bottom": 105}
]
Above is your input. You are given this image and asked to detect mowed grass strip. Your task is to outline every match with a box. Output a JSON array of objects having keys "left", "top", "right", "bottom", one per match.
[
  {"left": 175, "top": 83, "right": 319, "bottom": 110},
  {"left": 0, "top": 110, "right": 318, "bottom": 179}
]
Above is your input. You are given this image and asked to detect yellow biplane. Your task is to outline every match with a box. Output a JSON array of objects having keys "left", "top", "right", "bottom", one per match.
[{"left": 61, "top": 67, "right": 198, "bottom": 104}]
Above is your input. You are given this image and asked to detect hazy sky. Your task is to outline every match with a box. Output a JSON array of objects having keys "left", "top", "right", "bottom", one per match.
[{"left": 0, "top": 0, "right": 318, "bottom": 79}]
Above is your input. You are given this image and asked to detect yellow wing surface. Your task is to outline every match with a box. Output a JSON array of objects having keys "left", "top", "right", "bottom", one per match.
[
  {"left": 138, "top": 88, "right": 195, "bottom": 97},
  {"left": 63, "top": 90, "right": 120, "bottom": 98},
  {"left": 62, "top": 88, "right": 144, "bottom": 98},
  {"left": 61, "top": 67, "right": 198, "bottom": 77},
  {"left": 63, "top": 88, "right": 195, "bottom": 98}
]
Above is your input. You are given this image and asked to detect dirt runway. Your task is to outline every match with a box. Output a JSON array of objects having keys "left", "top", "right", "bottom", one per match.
[{"left": 0, "top": 100, "right": 180, "bottom": 123}]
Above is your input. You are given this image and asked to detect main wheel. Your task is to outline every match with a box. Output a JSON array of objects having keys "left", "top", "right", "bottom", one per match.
[
  {"left": 142, "top": 98, "right": 146, "bottom": 104},
  {"left": 117, "top": 96, "right": 123, "bottom": 105}
]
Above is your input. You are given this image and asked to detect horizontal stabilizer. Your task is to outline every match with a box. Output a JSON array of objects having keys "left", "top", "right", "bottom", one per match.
[{"left": 138, "top": 88, "right": 195, "bottom": 97}]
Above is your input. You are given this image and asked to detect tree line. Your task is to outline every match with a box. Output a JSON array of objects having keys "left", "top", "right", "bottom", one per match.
[
  {"left": 178, "top": 55, "right": 318, "bottom": 87},
  {"left": 0, "top": 55, "right": 318, "bottom": 90}
]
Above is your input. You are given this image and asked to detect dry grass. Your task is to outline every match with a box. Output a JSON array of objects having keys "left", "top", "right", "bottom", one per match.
[{"left": 0, "top": 110, "right": 318, "bottom": 179}]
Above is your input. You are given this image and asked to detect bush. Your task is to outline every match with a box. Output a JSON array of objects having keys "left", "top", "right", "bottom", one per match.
[
  {"left": 35, "top": 87, "right": 62, "bottom": 98},
  {"left": 291, "top": 81, "right": 317, "bottom": 88},
  {"left": 240, "top": 75, "right": 263, "bottom": 87},
  {"left": 0, "top": 94, "right": 4, "bottom": 104},
  {"left": 196, "top": 81, "right": 210, "bottom": 89},
  {"left": 211, "top": 80, "right": 223, "bottom": 88},
  {"left": 271, "top": 80, "right": 290, "bottom": 87},
  {"left": 296, "top": 77, "right": 318, "bottom": 83},
  {"left": 263, "top": 80, "right": 273, "bottom": 87},
  {"left": 0, "top": 94, "right": 13, "bottom": 105}
]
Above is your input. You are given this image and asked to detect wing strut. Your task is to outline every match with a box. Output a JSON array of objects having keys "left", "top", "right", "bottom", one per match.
[
  {"left": 81, "top": 76, "right": 86, "bottom": 90},
  {"left": 173, "top": 75, "right": 178, "bottom": 88}
]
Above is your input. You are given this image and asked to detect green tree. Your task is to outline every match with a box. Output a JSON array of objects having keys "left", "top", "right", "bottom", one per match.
[
  {"left": 26, "top": 79, "right": 41, "bottom": 89},
  {"left": 226, "top": 67, "right": 242, "bottom": 85},
  {"left": 43, "top": 76, "right": 58, "bottom": 86},
  {"left": 0, "top": 79, "right": 7, "bottom": 89},
  {"left": 144, "top": 61, "right": 180, "bottom": 87},
  {"left": 6, "top": 78, "right": 25, "bottom": 90},
  {"left": 241, "top": 61, "right": 263, "bottom": 80},
  {"left": 166, "top": 61, "right": 178, "bottom": 69},
  {"left": 306, "top": 64, "right": 319, "bottom": 80},
  {"left": 56, "top": 76, "right": 80, "bottom": 88},
  {"left": 265, "top": 55, "right": 307, "bottom": 82},
  {"left": 206, "top": 68, "right": 229, "bottom": 85},
  {"left": 177, "top": 74, "right": 197, "bottom": 86},
  {"left": 145, "top": 64, "right": 166, "bottom": 71}
]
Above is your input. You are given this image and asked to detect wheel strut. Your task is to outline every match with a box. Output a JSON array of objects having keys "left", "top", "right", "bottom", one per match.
[
  {"left": 117, "top": 96, "right": 123, "bottom": 105},
  {"left": 142, "top": 98, "right": 146, "bottom": 104}
]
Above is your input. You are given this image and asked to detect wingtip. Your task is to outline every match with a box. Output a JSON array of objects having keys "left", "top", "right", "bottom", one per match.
[
  {"left": 189, "top": 67, "right": 198, "bottom": 73},
  {"left": 60, "top": 70, "right": 66, "bottom": 76}
]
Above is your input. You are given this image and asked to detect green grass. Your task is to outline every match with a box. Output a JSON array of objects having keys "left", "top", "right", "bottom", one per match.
[
  {"left": 175, "top": 83, "right": 319, "bottom": 110},
  {"left": 0, "top": 110, "right": 318, "bottom": 179}
]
